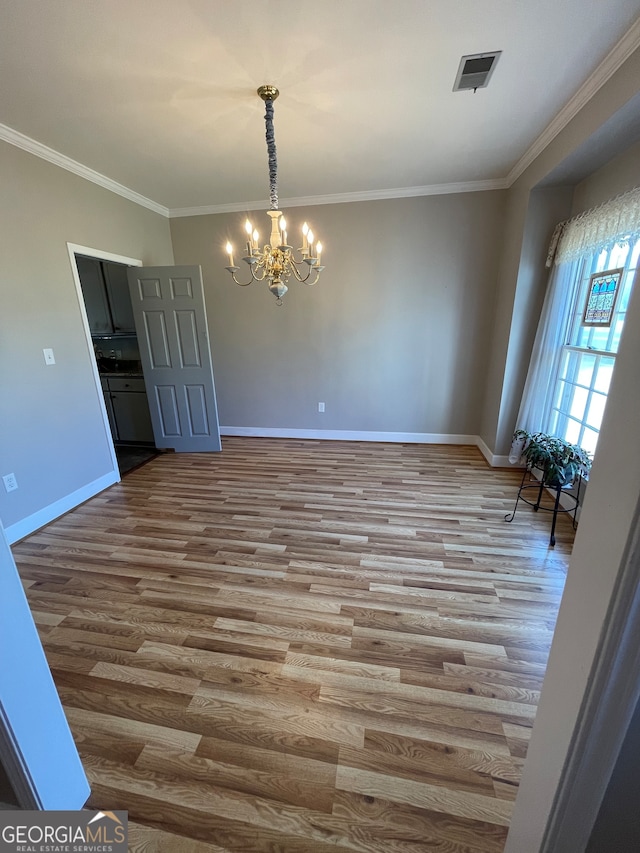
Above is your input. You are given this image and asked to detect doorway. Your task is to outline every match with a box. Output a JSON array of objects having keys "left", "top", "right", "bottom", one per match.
[{"left": 67, "top": 243, "right": 158, "bottom": 477}]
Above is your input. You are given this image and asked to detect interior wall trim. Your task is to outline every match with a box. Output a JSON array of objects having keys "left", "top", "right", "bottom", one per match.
[
  {"left": 220, "top": 426, "right": 480, "bottom": 445},
  {"left": 4, "top": 471, "right": 118, "bottom": 545},
  {"left": 541, "top": 496, "right": 640, "bottom": 851},
  {"left": 476, "top": 436, "right": 514, "bottom": 467},
  {"left": 168, "top": 179, "right": 510, "bottom": 218},
  {"left": 0, "top": 120, "right": 507, "bottom": 218},
  {"left": 1, "top": 21, "right": 638, "bottom": 219},
  {"left": 0, "top": 702, "right": 40, "bottom": 810},
  {"left": 66, "top": 242, "right": 141, "bottom": 481},
  {"left": 507, "top": 17, "right": 640, "bottom": 186},
  {"left": 0, "top": 123, "right": 169, "bottom": 217}
]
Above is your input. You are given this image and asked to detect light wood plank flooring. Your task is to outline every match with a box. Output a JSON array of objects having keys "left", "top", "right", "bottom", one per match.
[{"left": 12, "top": 438, "right": 574, "bottom": 852}]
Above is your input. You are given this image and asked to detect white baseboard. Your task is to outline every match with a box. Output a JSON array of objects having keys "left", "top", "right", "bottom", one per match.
[
  {"left": 476, "top": 436, "right": 518, "bottom": 468},
  {"left": 220, "top": 426, "right": 478, "bottom": 444},
  {"left": 221, "top": 428, "right": 520, "bottom": 468},
  {"left": 491, "top": 455, "right": 514, "bottom": 467},
  {"left": 476, "top": 436, "right": 494, "bottom": 465},
  {"left": 5, "top": 470, "right": 119, "bottom": 545}
]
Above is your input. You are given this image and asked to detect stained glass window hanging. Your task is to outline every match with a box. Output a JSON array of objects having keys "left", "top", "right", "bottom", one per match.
[{"left": 582, "top": 268, "right": 623, "bottom": 327}]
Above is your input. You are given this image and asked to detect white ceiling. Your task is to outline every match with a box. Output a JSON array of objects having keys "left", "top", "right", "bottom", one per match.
[{"left": 1, "top": 0, "right": 640, "bottom": 214}]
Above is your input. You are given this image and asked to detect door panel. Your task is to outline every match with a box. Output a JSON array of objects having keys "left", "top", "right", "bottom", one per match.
[
  {"left": 185, "top": 385, "right": 209, "bottom": 435},
  {"left": 143, "top": 311, "right": 172, "bottom": 368},
  {"left": 127, "top": 264, "right": 221, "bottom": 452},
  {"left": 176, "top": 311, "right": 201, "bottom": 367},
  {"left": 156, "top": 385, "right": 182, "bottom": 437}
]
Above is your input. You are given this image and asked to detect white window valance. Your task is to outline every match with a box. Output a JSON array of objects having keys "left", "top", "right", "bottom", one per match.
[{"left": 550, "top": 186, "right": 640, "bottom": 266}]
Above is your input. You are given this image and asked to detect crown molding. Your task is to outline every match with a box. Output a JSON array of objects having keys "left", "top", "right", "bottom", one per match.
[
  {"left": 6, "top": 13, "right": 638, "bottom": 222},
  {"left": 0, "top": 123, "right": 169, "bottom": 217},
  {"left": 168, "top": 178, "right": 510, "bottom": 218},
  {"left": 506, "top": 17, "right": 640, "bottom": 187}
]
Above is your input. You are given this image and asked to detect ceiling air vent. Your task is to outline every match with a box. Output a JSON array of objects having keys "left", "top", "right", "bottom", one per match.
[{"left": 453, "top": 51, "right": 501, "bottom": 92}]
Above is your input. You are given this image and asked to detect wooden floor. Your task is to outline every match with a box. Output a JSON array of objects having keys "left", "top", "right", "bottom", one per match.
[{"left": 12, "top": 438, "right": 574, "bottom": 852}]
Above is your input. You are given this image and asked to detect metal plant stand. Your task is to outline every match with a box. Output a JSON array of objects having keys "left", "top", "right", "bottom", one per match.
[{"left": 504, "top": 466, "right": 583, "bottom": 546}]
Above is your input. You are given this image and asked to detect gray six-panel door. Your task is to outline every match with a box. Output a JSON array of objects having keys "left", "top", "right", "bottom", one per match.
[{"left": 127, "top": 265, "right": 221, "bottom": 452}]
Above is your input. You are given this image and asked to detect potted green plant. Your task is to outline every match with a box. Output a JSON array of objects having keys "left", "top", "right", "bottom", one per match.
[{"left": 512, "top": 429, "right": 592, "bottom": 487}]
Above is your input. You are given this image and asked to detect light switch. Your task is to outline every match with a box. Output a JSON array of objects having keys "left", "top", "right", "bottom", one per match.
[{"left": 43, "top": 348, "right": 56, "bottom": 365}]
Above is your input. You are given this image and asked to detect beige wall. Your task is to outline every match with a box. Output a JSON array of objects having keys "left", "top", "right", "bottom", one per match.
[
  {"left": 0, "top": 141, "right": 174, "bottom": 535},
  {"left": 170, "top": 192, "right": 506, "bottom": 437}
]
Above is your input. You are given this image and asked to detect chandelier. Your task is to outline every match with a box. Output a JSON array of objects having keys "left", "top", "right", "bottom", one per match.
[{"left": 224, "top": 85, "right": 325, "bottom": 305}]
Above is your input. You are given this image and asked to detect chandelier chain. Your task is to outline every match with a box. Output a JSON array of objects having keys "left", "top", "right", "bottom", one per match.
[{"left": 264, "top": 99, "right": 279, "bottom": 211}]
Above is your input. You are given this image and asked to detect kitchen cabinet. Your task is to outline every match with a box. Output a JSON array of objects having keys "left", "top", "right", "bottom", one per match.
[
  {"left": 77, "top": 256, "right": 136, "bottom": 335},
  {"left": 77, "top": 256, "right": 111, "bottom": 334},
  {"left": 100, "top": 376, "right": 118, "bottom": 438},
  {"left": 101, "top": 376, "right": 154, "bottom": 444},
  {"left": 103, "top": 263, "right": 136, "bottom": 333}
]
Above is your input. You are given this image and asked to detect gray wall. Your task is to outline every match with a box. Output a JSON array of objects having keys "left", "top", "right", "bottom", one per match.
[
  {"left": 571, "top": 137, "right": 640, "bottom": 214},
  {"left": 585, "top": 691, "right": 640, "bottom": 853},
  {"left": 170, "top": 193, "right": 506, "bottom": 436},
  {"left": 486, "top": 186, "right": 574, "bottom": 456},
  {"left": 480, "top": 44, "right": 640, "bottom": 458},
  {"left": 490, "top": 138, "right": 640, "bottom": 458},
  {"left": 0, "top": 39, "right": 638, "bottom": 549},
  {"left": 0, "top": 141, "right": 174, "bottom": 534},
  {"left": 504, "top": 227, "right": 640, "bottom": 853},
  {"left": 0, "top": 30, "right": 637, "bottom": 848},
  {"left": 498, "top": 46, "right": 640, "bottom": 852}
]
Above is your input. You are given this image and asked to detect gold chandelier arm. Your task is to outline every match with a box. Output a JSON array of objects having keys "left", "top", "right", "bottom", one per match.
[
  {"left": 289, "top": 258, "right": 323, "bottom": 284},
  {"left": 289, "top": 260, "right": 313, "bottom": 283},
  {"left": 302, "top": 266, "right": 324, "bottom": 286},
  {"left": 251, "top": 266, "right": 268, "bottom": 281},
  {"left": 226, "top": 267, "right": 255, "bottom": 287}
]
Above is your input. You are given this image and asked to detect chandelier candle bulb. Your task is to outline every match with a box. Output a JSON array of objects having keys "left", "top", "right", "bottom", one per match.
[
  {"left": 252, "top": 230, "right": 259, "bottom": 250},
  {"left": 244, "top": 220, "right": 253, "bottom": 254},
  {"left": 225, "top": 242, "right": 234, "bottom": 266},
  {"left": 316, "top": 241, "right": 322, "bottom": 264}
]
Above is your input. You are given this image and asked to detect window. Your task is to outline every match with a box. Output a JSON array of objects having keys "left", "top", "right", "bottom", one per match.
[{"left": 546, "top": 239, "right": 639, "bottom": 454}]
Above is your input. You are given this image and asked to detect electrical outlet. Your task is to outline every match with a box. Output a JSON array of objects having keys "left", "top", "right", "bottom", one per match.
[
  {"left": 116, "top": 350, "right": 122, "bottom": 359},
  {"left": 318, "top": 402, "right": 325, "bottom": 413},
  {"left": 43, "top": 348, "right": 55, "bottom": 365},
  {"left": 3, "top": 473, "right": 18, "bottom": 493}
]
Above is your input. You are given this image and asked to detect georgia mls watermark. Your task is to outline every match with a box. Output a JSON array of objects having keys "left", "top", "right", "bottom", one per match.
[{"left": 0, "top": 810, "right": 127, "bottom": 853}]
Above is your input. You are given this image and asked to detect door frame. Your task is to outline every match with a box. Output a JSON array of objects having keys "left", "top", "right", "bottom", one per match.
[
  {"left": 66, "top": 243, "right": 142, "bottom": 478},
  {"left": 1, "top": 520, "right": 90, "bottom": 809}
]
